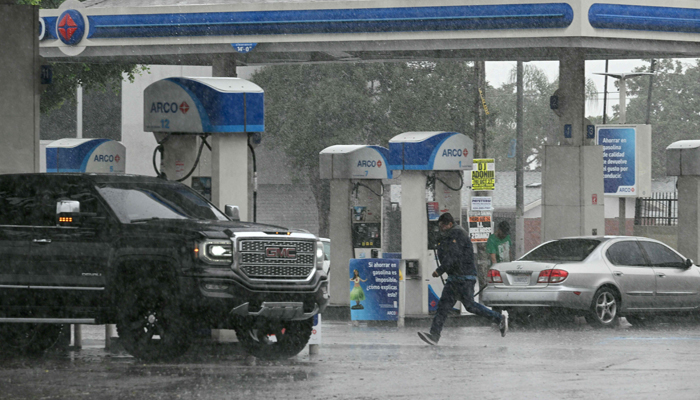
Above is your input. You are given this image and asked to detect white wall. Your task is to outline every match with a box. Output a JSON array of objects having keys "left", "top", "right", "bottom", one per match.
[{"left": 604, "top": 196, "right": 635, "bottom": 218}]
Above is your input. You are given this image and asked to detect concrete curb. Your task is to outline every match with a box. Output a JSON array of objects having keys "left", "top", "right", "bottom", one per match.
[{"left": 322, "top": 305, "right": 491, "bottom": 328}]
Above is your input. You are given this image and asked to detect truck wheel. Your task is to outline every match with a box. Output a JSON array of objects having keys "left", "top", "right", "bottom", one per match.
[
  {"left": 585, "top": 287, "right": 620, "bottom": 328},
  {"left": 235, "top": 318, "right": 313, "bottom": 360},
  {"left": 116, "top": 280, "right": 191, "bottom": 361},
  {"left": 0, "top": 323, "right": 64, "bottom": 356}
]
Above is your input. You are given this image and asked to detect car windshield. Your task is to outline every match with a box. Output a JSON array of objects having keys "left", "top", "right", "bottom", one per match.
[
  {"left": 520, "top": 239, "right": 602, "bottom": 262},
  {"left": 96, "top": 182, "right": 228, "bottom": 223}
]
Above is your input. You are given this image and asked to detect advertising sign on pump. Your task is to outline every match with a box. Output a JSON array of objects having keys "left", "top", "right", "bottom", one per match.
[
  {"left": 349, "top": 258, "right": 399, "bottom": 321},
  {"left": 596, "top": 125, "right": 652, "bottom": 197}
]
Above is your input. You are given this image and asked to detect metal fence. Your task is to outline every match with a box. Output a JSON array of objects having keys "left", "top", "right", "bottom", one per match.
[{"left": 634, "top": 193, "right": 677, "bottom": 226}]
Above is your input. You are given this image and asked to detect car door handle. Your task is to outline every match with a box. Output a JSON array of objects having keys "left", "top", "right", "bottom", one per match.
[
  {"left": 32, "top": 239, "right": 52, "bottom": 244},
  {"left": 613, "top": 271, "right": 623, "bottom": 276},
  {"left": 657, "top": 273, "right": 666, "bottom": 278}
]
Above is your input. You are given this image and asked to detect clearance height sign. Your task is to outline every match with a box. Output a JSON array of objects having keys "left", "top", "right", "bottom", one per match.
[{"left": 471, "top": 159, "right": 495, "bottom": 191}]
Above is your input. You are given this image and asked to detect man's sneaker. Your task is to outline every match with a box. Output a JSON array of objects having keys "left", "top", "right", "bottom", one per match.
[
  {"left": 499, "top": 314, "right": 508, "bottom": 337},
  {"left": 417, "top": 331, "right": 439, "bottom": 346}
]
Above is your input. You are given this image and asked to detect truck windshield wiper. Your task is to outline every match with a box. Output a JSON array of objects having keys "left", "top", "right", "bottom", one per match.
[{"left": 129, "top": 217, "right": 164, "bottom": 223}]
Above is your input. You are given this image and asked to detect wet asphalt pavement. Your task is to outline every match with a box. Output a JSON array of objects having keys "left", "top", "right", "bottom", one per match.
[{"left": 1, "top": 317, "right": 700, "bottom": 400}]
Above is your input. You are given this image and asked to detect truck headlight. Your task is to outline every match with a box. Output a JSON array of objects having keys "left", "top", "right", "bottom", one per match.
[
  {"left": 197, "top": 240, "right": 233, "bottom": 265},
  {"left": 316, "top": 241, "right": 324, "bottom": 270}
]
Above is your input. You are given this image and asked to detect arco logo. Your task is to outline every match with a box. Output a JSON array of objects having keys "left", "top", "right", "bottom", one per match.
[
  {"left": 57, "top": 10, "right": 85, "bottom": 46},
  {"left": 179, "top": 102, "right": 190, "bottom": 114}
]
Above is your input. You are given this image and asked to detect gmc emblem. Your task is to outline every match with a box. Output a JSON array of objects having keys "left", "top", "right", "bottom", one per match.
[{"left": 266, "top": 247, "right": 296, "bottom": 259}]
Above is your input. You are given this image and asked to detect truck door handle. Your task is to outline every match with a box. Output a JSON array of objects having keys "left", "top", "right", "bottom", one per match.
[
  {"left": 32, "top": 239, "right": 52, "bottom": 244},
  {"left": 613, "top": 271, "right": 623, "bottom": 276}
]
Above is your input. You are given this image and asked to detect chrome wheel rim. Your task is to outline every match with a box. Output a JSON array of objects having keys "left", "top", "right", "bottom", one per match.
[{"left": 595, "top": 292, "right": 617, "bottom": 324}]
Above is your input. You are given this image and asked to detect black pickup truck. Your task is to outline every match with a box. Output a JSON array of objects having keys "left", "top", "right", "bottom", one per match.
[{"left": 0, "top": 173, "right": 329, "bottom": 360}]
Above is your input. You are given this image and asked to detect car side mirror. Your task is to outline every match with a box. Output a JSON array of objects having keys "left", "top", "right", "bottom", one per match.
[
  {"left": 685, "top": 258, "right": 694, "bottom": 268},
  {"left": 225, "top": 205, "right": 240, "bottom": 221}
]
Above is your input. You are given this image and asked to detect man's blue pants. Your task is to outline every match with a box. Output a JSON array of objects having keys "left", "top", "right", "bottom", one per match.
[{"left": 430, "top": 279, "right": 502, "bottom": 338}]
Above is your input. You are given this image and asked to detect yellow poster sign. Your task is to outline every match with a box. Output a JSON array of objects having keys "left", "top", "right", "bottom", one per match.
[{"left": 471, "top": 158, "right": 495, "bottom": 191}]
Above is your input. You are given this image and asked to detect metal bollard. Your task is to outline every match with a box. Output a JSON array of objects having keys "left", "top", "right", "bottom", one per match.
[
  {"left": 309, "top": 344, "right": 319, "bottom": 355},
  {"left": 105, "top": 324, "right": 114, "bottom": 350},
  {"left": 73, "top": 324, "right": 82, "bottom": 349}
]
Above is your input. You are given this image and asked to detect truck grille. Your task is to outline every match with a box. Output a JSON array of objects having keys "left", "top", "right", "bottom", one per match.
[{"left": 238, "top": 239, "right": 316, "bottom": 280}]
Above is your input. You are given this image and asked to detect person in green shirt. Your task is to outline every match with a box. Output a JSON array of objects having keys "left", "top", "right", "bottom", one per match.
[{"left": 486, "top": 221, "right": 512, "bottom": 271}]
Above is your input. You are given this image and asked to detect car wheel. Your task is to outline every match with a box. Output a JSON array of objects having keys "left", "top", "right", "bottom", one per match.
[
  {"left": 586, "top": 288, "right": 620, "bottom": 328},
  {"left": 235, "top": 317, "right": 313, "bottom": 360},
  {"left": 0, "top": 323, "right": 64, "bottom": 356},
  {"left": 116, "top": 278, "right": 191, "bottom": 361}
]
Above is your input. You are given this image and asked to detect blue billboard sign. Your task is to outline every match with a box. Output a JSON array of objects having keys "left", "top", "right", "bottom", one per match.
[
  {"left": 349, "top": 259, "right": 399, "bottom": 321},
  {"left": 597, "top": 127, "right": 637, "bottom": 195}
]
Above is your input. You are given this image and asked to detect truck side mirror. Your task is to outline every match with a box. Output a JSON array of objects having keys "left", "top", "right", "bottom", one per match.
[
  {"left": 57, "top": 199, "right": 80, "bottom": 214},
  {"left": 56, "top": 200, "right": 81, "bottom": 226},
  {"left": 225, "top": 205, "right": 240, "bottom": 221}
]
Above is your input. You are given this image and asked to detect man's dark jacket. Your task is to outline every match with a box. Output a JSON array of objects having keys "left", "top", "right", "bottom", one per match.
[{"left": 435, "top": 225, "right": 477, "bottom": 277}]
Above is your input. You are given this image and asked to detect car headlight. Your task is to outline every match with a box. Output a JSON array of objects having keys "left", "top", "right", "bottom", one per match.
[
  {"left": 197, "top": 240, "right": 233, "bottom": 266},
  {"left": 316, "top": 241, "right": 325, "bottom": 270}
]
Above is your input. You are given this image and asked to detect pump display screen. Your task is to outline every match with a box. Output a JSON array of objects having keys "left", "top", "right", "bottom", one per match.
[{"left": 352, "top": 223, "right": 381, "bottom": 248}]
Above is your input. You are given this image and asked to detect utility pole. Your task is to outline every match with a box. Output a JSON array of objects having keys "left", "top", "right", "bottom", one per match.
[
  {"left": 474, "top": 60, "right": 487, "bottom": 158},
  {"left": 645, "top": 60, "right": 656, "bottom": 125},
  {"left": 472, "top": 60, "right": 489, "bottom": 293},
  {"left": 515, "top": 61, "right": 525, "bottom": 257}
]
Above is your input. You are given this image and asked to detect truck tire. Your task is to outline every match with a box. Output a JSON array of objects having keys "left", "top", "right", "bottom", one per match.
[
  {"left": 116, "top": 277, "right": 191, "bottom": 361},
  {"left": 235, "top": 317, "right": 313, "bottom": 360},
  {"left": 0, "top": 323, "right": 64, "bottom": 356}
]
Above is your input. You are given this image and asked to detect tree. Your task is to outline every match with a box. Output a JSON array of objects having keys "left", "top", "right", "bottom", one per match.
[
  {"left": 486, "top": 65, "right": 558, "bottom": 171},
  {"left": 251, "top": 61, "right": 477, "bottom": 236},
  {"left": 624, "top": 59, "right": 700, "bottom": 178},
  {"left": 486, "top": 65, "right": 599, "bottom": 171}
]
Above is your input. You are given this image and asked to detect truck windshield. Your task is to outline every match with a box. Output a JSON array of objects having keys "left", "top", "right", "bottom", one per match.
[
  {"left": 96, "top": 183, "right": 228, "bottom": 223},
  {"left": 519, "top": 239, "right": 601, "bottom": 262}
]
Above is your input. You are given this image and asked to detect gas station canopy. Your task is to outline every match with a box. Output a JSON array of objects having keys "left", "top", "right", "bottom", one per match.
[{"left": 39, "top": 0, "right": 700, "bottom": 65}]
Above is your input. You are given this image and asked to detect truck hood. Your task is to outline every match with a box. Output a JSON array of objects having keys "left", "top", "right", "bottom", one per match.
[{"left": 127, "top": 218, "right": 314, "bottom": 238}]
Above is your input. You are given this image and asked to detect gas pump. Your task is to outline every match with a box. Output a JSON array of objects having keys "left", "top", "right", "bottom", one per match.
[
  {"left": 319, "top": 145, "right": 392, "bottom": 310},
  {"left": 143, "top": 77, "right": 264, "bottom": 220},
  {"left": 388, "top": 132, "right": 473, "bottom": 317},
  {"left": 351, "top": 180, "right": 383, "bottom": 259}
]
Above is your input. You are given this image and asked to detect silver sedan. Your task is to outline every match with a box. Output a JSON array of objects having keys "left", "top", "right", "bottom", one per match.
[{"left": 481, "top": 236, "right": 700, "bottom": 327}]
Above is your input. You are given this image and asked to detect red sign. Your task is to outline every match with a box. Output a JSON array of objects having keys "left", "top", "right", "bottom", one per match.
[{"left": 592, "top": 194, "right": 598, "bottom": 205}]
